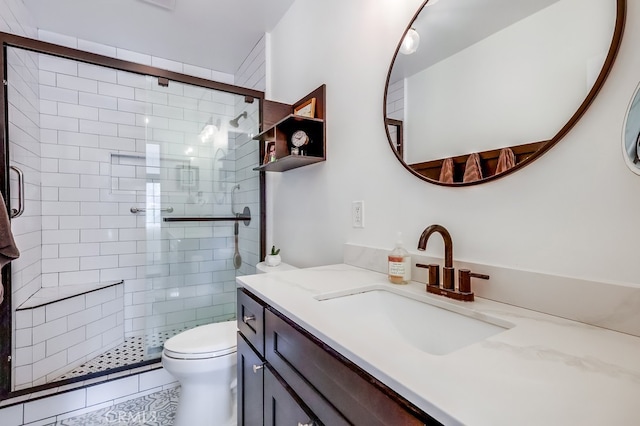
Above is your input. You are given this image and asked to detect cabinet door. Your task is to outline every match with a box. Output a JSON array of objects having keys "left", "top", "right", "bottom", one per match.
[
  {"left": 238, "top": 333, "right": 264, "bottom": 426},
  {"left": 264, "top": 367, "right": 318, "bottom": 426}
]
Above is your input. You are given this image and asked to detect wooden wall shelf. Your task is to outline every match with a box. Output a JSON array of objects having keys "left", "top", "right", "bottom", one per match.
[{"left": 255, "top": 85, "right": 326, "bottom": 173}]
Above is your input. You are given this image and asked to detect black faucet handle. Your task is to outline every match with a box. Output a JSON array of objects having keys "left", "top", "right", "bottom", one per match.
[
  {"left": 458, "top": 269, "right": 490, "bottom": 294},
  {"left": 416, "top": 263, "right": 440, "bottom": 288}
]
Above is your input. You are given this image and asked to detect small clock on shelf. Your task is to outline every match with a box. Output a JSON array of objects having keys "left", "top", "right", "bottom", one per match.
[{"left": 290, "top": 129, "right": 310, "bottom": 155}]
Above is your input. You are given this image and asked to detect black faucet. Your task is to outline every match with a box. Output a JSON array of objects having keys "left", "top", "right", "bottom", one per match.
[
  {"left": 417, "top": 224, "right": 454, "bottom": 290},
  {"left": 417, "top": 224, "right": 489, "bottom": 302}
]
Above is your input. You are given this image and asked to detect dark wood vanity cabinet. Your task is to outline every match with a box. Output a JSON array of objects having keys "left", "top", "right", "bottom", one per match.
[{"left": 237, "top": 288, "right": 441, "bottom": 425}]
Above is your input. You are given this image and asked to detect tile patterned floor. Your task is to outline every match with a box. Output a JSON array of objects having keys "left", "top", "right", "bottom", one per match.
[
  {"left": 53, "top": 329, "right": 187, "bottom": 382},
  {"left": 47, "top": 387, "right": 180, "bottom": 426},
  {"left": 45, "top": 385, "right": 238, "bottom": 426}
]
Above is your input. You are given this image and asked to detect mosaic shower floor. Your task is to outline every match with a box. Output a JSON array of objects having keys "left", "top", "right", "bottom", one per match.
[{"left": 53, "top": 329, "right": 187, "bottom": 382}]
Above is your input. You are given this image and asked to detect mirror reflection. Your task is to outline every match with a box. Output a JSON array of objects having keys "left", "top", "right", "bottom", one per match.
[
  {"left": 385, "top": 0, "right": 622, "bottom": 185},
  {"left": 623, "top": 83, "right": 640, "bottom": 174}
]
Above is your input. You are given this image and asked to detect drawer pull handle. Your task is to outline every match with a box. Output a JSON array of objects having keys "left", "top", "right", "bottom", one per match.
[
  {"left": 243, "top": 315, "right": 255, "bottom": 323},
  {"left": 252, "top": 363, "right": 265, "bottom": 373}
]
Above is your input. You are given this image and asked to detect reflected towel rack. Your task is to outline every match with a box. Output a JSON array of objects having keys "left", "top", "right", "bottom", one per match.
[
  {"left": 163, "top": 206, "right": 251, "bottom": 226},
  {"left": 130, "top": 207, "right": 174, "bottom": 214}
]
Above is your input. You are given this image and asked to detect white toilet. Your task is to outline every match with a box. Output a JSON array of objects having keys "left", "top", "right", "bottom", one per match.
[{"left": 161, "top": 320, "right": 237, "bottom": 426}]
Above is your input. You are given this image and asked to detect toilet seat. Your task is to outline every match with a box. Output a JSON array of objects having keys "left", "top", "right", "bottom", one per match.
[{"left": 163, "top": 321, "right": 237, "bottom": 360}]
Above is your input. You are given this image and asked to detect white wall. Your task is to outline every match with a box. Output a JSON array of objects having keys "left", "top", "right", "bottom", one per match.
[{"left": 266, "top": 0, "right": 640, "bottom": 289}]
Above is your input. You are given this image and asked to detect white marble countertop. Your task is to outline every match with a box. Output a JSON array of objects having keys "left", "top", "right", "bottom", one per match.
[{"left": 237, "top": 264, "right": 640, "bottom": 426}]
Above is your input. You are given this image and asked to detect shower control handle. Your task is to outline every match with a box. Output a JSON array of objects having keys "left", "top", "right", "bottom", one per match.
[
  {"left": 242, "top": 315, "right": 255, "bottom": 324},
  {"left": 252, "top": 363, "right": 265, "bottom": 373}
]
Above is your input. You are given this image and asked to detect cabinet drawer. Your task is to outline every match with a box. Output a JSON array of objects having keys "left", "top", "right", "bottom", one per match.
[
  {"left": 237, "top": 288, "right": 265, "bottom": 355},
  {"left": 265, "top": 308, "right": 438, "bottom": 425}
]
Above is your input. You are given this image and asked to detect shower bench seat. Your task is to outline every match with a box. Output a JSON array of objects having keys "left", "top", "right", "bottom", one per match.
[
  {"left": 13, "top": 280, "right": 125, "bottom": 390},
  {"left": 17, "top": 280, "right": 124, "bottom": 310}
]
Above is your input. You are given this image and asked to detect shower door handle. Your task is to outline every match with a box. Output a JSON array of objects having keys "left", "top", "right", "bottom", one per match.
[
  {"left": 130, "top": 207, "right": 174, "bottom": 214},
  {"left": 9, "top": 165, "right": 24, "bottom": 218}
]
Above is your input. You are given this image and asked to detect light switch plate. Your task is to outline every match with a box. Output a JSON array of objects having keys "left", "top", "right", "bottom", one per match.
[{"left": 352, "top": 201, "right": 364, "bottom": 228}]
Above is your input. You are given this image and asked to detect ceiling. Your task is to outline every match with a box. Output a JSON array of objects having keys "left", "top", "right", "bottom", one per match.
[
  {"left": 21, "top": 0, "right": 295, "bottom": 75},
  {"left": 390, "top": 0, "right": 561, "bottom": 83}
]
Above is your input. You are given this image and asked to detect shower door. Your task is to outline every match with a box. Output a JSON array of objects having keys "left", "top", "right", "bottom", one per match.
[
  {"left": 135, "top": 77, "right": 260, "bottom": 359},
  {"left": 2, "top": 39, "right": 262, "bottom": 393}
]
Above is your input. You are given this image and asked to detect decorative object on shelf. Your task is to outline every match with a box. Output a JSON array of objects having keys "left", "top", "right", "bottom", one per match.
[
  {"left": 264, "top": 142, "right": 276, "bottom": 164},
  {"left": 265, "top": 245, "right": 281, "bottom": 267},
  {"left": 294, "top": 97, "right": 316, "bottom": 118},
  {"left": 291, "top": 129, "right": 310, "bottom": 156}
]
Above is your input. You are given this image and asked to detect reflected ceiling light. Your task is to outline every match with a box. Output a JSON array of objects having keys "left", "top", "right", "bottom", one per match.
[
  {"left": 400, "top": 28, "right": 420, "bottom": 55},
  {"left": 199, "top": 118, "right": 218, "bottom": 142}
]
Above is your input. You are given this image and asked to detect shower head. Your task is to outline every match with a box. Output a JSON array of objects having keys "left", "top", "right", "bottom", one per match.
[{"left": 229, "top": 111, "right": 248, "bottom": 128}]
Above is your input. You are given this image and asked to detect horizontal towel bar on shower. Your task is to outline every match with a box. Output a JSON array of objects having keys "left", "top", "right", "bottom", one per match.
[
  {"left": 163, "top": 215, "right": 251, "bottom": 225},
  {"left": 130, "top": 207, "right": 174, "bottom": 214},
  {"left": 163, "top": 206, "right": 251, "bottom": 226}
]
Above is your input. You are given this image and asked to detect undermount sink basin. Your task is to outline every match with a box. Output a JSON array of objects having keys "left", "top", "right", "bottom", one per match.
[{"left": 316, "top": 287, "right": 510, "bottom": 355}]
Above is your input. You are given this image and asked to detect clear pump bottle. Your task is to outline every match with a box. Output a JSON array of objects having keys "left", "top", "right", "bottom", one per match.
[{"left": 388, "top": 232, "right": 411, "bottom": 284}]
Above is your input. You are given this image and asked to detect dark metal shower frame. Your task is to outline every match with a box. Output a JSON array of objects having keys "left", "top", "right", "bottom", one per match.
[{"left": 0, "top": 31, "right": 267, "bottom": 400}]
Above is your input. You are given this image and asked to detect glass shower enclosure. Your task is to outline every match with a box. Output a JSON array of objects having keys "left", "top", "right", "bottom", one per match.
[{"left": 1, "top": 35, "right": 263, "bottom": 394}]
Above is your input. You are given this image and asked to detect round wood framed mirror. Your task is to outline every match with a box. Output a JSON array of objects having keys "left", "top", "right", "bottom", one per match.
[{"left": 384, "top": 0, "right": 626, "bottom": 186}]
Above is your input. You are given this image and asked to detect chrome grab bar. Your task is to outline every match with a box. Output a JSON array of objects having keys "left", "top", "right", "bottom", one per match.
[
  {"left": 130, "top": 207, "right": 174, "bottom": 214},
  {"left": 9, "top": 165, "right": 24, "bottom": 218}
]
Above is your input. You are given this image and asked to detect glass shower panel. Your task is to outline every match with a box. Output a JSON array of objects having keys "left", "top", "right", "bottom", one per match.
[
  {"left": 6, "top": 46, "right": 261, "bottom": 390},
  {"left": 137, "top": 78, "right": 260, "bottom": 359}
]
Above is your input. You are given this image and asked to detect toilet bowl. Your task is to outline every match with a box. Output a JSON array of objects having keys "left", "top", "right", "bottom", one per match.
[{"left": 161, "top": 320, "right": 237, "bottom": 426}]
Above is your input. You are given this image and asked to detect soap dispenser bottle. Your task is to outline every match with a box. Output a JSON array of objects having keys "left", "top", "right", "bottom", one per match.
[{"left": 388, "top": 232, "right": 411, "bottom": 284}]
